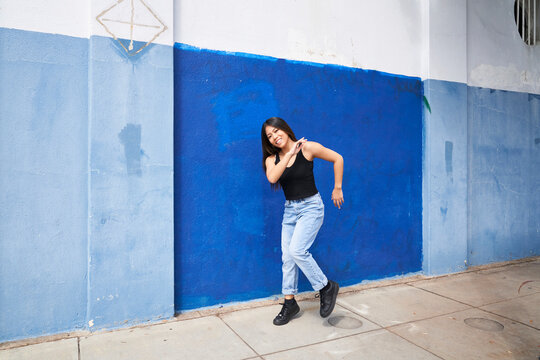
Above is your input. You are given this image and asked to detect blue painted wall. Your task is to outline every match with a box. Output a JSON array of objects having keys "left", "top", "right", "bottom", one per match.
[
  {"left": 0, "top": 29, "right": 88, "bottom": 341},
  {"left": 1, "top": 26, "right": 538, "bottom": 343},
  {"left": 0, "top": 29, "right": 174, "bottom": 343},
  {"left": 468, "top": 87, "right": 540, "bottom": 264},
  {"left": 174, "top": 45, "right": 424, "bottom": 311},
  {"left": 422, "top": 80, "right": 540, "bottom": 273},
  {"left": 423, "top": 80, "right": 468, "bottom": 275},
  {"left": 87, "top": 36, "right": 174, "bottom": 329}
]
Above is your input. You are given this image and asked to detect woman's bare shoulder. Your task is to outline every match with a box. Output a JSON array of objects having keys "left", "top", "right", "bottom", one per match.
[
  {"left": 302, "top": 141, "right": 322, "bottom": 160},
  {"left": 266, "top": 154, "right": 277, "bottom": 165}
]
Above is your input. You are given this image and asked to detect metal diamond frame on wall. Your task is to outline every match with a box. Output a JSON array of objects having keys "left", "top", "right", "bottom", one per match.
[{"left": 96, "top": 0, "right": 168, "bottom": 56}]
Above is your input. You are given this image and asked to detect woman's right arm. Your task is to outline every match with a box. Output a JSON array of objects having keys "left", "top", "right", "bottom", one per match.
[
  {"left": 265, "top": 153, "right": 292, "bottom": 184},
  {"left": 265, "top": 138, "right": 307, "bottom": 183}
]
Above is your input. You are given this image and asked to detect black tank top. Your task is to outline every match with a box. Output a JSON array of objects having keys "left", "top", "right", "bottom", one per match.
[{"left": 275, "top": 150, "right": 318, "bottom": 200}]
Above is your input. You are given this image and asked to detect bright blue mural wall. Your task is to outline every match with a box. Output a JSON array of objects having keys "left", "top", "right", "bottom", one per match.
[{"left": 173, "top": 45, "right": 424, "bottom": 311}]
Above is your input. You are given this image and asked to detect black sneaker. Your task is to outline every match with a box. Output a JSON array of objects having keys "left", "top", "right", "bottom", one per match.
[
  {"left": 319, "top": 280, "right": 339, "bottom": 318},
  {"left": 273, "top": 299, "right": 300, "bottom": 326}
]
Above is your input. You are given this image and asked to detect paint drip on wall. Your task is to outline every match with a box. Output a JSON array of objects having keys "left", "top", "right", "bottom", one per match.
[{"left": 119, "top": 123, "right": 142, "bottom": 176}]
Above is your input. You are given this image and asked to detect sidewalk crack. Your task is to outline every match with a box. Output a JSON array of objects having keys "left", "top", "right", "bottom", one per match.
[{"left": 217, "top": 315, "right": 261, "bottom": 359}]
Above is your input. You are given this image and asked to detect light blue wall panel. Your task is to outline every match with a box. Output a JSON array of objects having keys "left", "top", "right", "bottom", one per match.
[
  {"left": 0, "top": 29, "right": 88, "bottom": 342},
  {"left": 87, "top": 36, "right": 175, "bottom": 329},
  {"left": 0, "top": 29, "right": 175, "bottom": 342},
  {"left": 468, "top": 88, "right": 540, "bottom": 264},
  {"left": 423, "top": 80, "right": 468, "bottom": 275}
]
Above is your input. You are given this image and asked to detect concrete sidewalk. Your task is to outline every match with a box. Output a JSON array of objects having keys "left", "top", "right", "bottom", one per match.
[{"left": 1, "top": 258, "right": 539, "bottom": 360}]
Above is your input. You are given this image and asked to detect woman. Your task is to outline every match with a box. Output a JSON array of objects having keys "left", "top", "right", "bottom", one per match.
[{"left": 261, "top": 117, "right": 344, "bottom": 325}]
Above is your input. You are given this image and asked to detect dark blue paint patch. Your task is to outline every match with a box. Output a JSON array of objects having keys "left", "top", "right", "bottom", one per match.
[
  {"left": 423, "top": 96, "right": 432, "bottom": 113},
  {"left": 528, "top": 93, "right": 540, "bottom": 102},
  {"left": 445, "top": 141, "right": 453, "bottom": 182},
  {"left": 174, "top": 44, "right": 423, "bottom": 311},
  {"left": 535, "top": 138, "right": 540, "bottom": 145},
  {"left": 118, "top": 123, "right": 142, "bottom": 176},
  {"left": 108, "top": 37, "right": 156, "bottom": 61}
]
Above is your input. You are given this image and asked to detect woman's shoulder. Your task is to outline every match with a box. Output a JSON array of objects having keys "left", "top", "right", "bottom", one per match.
[
  {"left": 301, "top": 141, "right": 322, "bottom": 160},
  {"left": 303, "top": 140, "right": 321, "bottom": 147},
  {"left": 266, "top": 154, "right": 277, "bottom": 165}
]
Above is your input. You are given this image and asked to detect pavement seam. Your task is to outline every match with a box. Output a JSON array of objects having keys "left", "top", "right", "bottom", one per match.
[
  {"left": 340, "top": 285, "right": 540, "bottom": 355},
  {"left": 250, "top": 295, "right": 537, "bottom": 360},
  {"left": 408, "top": 282, "right": 540, "bottom": 315},
  {"left": 216, "top": 314, "right": 262, "bottom": 359},
  {"left": 0, "top": 332, "right": 89, "bottom": 351},
  {"left": 77, "top": 337, "right": 81, "bottom": 360},
  {"left": 478, "top": 303, "right": 540, "bottom": 331},
  {"left": 336, "top": 288, "right": 473, "bottom": 328},
  {"left": 256, "top": 328, "right": 386, "bottom": 358},
  {"left": 405, "top": 283, "right": 477, "bottom": 307},
  {"left": 336, "top": 298, "right": 459, "bottom": 360},
  {"left": 256, "top": 324, "right": 447, "bottom": 359},
  {"left": 384, "top": 328, "right": 446, "bottom": 360},
  {"left": 407, "top": 283, "right": 540, "bottom": 329},
  {"left": 382, "top": 306, "right": 540, "bottom": 358},
  {"left": 226, "top": 303, "right": 386, "bottom": 358}
]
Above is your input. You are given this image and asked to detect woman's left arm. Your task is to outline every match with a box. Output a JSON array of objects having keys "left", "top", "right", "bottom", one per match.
[{"left": 304, "top": 142, "right": 344, "bottom": 209}]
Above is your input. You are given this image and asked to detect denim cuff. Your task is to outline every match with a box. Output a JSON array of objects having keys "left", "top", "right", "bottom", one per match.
[{"left": 282, "top": 289, "right": 298, "bottom": 295}]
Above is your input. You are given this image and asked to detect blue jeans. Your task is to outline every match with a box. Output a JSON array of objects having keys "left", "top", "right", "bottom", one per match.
[{"left": 281, "top": 193, "right": 328, "bottom": 295}]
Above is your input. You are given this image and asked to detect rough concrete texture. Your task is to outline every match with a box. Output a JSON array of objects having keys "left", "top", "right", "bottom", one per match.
[
  {"left": 1, "top": 258, "right": 538, "bottom": 359},
  {"left": 412, "top": 261, "right": 540, "bottom": 306},
  {"left": 79, "top": 316, "right": 255, "bottom": 360},
  {"left": 263, "top": 330, "right": 439, "bottom": 360},
  {"left": 219, "top": 300, "right": 380, "bottom": 355},
  {"left": 337, "top": 284, "right": 469, "bottom": 327},
  {"left": 391, "top": 308, "right": 539, "bottom": 360},
  {"left": 0, "top": 338, "right": 78, "bottom": 360}
]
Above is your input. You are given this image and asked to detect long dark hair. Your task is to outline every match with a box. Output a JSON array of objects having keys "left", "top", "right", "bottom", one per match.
[{"left": 261, "top": 117, "right": 297, "bottom": 189}]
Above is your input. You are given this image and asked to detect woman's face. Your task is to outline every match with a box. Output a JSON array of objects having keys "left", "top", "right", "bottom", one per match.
[{"left": 265, "top": 125, "right": 289, "bottom": 148}]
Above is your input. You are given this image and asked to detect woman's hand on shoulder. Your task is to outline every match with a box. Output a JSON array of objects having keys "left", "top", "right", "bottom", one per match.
[{"left": 286, "top": 137, "right": 307, "bottom": 156}]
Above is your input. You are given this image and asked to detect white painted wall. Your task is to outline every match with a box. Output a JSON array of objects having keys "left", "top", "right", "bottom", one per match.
[
  {"left": 424, "top": 0, "right": 468, "bottom": 83},
  {"left": 468, "top": 0, "right": 540, "bottom": 94},
  {"left": 2, "top": 0, "right": 539, "bottom": 91},
  {"left": 92, "top": 0, "right": 173, "bottom": 45},
  {"left": 176, "top": 0, "right": 427, "bottom": 79},
  {"left": 0, "top": 0, "right": 90, "bottom": 38},
  {"left": 0, "top": 0, "right": 174, "bottom": 45}
]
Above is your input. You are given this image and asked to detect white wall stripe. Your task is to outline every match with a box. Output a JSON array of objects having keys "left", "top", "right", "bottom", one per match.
[{"left": 1, "top": 0, "right": 538, "bottom": 93}]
